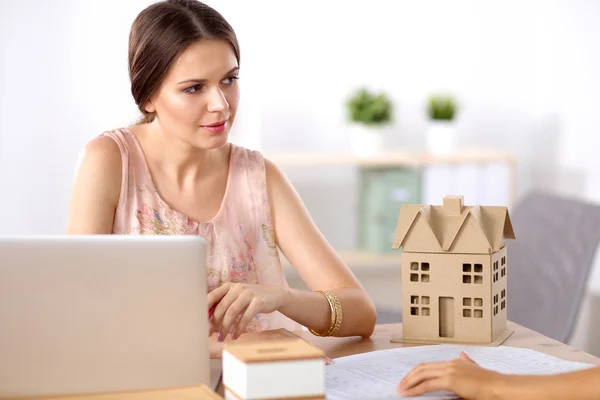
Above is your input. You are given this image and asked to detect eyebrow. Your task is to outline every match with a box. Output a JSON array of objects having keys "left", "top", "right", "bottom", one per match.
[{"left": 176, "top": 67, "right": 240, "bottom": 85}]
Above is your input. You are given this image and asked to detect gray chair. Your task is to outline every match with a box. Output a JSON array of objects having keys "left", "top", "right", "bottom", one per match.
[
  {"left": 376, "top": 308, "right": 402, "bottom": 324},
  {"left": 507, "top": 191, "right": 600, "bottom": 343}
]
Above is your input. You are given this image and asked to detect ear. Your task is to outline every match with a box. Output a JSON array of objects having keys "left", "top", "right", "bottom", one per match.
[{"left": 144, "top": 100, "right": 156, "bottom": 114}]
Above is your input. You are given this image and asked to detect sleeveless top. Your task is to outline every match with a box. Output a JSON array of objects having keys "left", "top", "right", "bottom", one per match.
[{"left": 101, "top": 128, "right": 303, "bottom": 333}]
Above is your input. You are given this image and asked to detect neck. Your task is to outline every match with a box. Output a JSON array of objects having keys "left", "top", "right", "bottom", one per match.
[{"left": 144, "top": 121, "right": 229, "bottom": 188}]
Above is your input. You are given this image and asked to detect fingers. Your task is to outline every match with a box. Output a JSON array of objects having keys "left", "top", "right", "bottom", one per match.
[
  {"left": 398, "top": 362, "right": 450, "bottom": 393},
  {"left": 209, "top": 319, "right": 217, "bottom": 336},
  {"left": 231, "top": 297, "right": 264, "bottom": 339},
  {"left": 398, "top": 358, "right": 482, "bottom": 398},
  {"left": 399, "top": 360, "right": 449, "bottom": 387},
  {"left": 219, "top": 291, "right": 254, "bottom": 339},
  {"left": 211, "top": 284, "right": 243, "bottom": 326},
  {"left": 207, "top": 283, "right": 231, "bottom": 310},
  {"left": 399, "top": 377, "right": 447, "bottom": 398},
  {"left": 207, "top": 283, "right": 271, "bottom": 341},
  {"left": 460, "top": 351, "right": 478, "bottom": 365}
]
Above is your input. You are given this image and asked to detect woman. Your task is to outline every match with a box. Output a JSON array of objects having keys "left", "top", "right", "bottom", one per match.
[
  {"left": 398, "top": 351, "right": 600, "bottom": 399},
  {"left": 66, "top": 0, "right": 376, "bottom": 342}
]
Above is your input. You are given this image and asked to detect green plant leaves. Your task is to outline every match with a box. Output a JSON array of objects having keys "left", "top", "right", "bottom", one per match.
[
  {"left": 346, "top": 88, "right": 392, "bottom": 125},
  {"left": 345, "top": 89, "right": 457, "bottom": 124},
  {"left": 427, "top": 95, "right": 457, "bottom": 121}
]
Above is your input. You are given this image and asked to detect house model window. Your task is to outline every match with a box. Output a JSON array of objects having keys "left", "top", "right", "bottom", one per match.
[
  {"left": 392, "top": 195, "right": 516, "bottom": 345},
  {"left": 410, "top": 295, "right": 430, "bottom": 316},
  {"left": 410, "top": 262, "right": 430, "bottom": 283}
]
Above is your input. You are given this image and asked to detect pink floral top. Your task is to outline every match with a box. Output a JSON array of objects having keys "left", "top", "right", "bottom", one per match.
[{"left": 102, "top": 128, "right": 303, "bottom": 333}]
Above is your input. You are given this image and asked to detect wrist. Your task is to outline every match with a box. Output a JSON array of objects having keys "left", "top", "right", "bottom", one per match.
[
  {"left": 277, "top": 286, "right": 293, "bottom": 311},
  {"left": 490, "top": 374, "right": 512, "bottom": 400},
  {"left": 492, "top": 374, "right": 537, "bottom": 400}
]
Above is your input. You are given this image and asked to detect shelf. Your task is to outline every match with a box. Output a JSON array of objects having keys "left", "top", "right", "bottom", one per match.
[
  {"left": 281, "top": 250, "right": 402, "bottom": 274},
  {"left": 264, "top": 149, "right": 516, "bottom": 168}
]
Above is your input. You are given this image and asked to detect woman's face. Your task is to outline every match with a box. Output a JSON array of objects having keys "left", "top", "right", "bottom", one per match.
[{"left": 145, "top": 39, "right": 240, "bottom": 150}]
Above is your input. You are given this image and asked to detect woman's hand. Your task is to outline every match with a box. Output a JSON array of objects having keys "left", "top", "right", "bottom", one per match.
[
  {"left": 207, "top": 282, "right": 289, "bottom": 341},
  {"left": 397, "top": 352, "right": 505, "bottom": 400}
]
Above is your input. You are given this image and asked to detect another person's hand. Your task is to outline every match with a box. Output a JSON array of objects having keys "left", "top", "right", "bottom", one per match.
[
  {"left": 207, "top": 282, "right": 289, "bottom": 341},
  {"left": 397, "top": 352, "right": 505, "bottom": 399}
]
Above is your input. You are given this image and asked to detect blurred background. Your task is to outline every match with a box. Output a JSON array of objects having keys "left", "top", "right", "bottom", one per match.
[{"left": 2, "top": 0, "right": 600, "bottom": 355}]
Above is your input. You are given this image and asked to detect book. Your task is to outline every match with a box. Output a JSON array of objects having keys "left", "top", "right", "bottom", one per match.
[{"left": 223, "top": 338, "right": 325, "bottom": 399}]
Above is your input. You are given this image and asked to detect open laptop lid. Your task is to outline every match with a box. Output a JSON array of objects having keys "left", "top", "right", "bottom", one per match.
[{"left": 0, "top": 235, "right": 209, "bottom": 397}]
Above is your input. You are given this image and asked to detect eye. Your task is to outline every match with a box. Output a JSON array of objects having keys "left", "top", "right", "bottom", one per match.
[
  {"left": 223, "top": 75, "right": 239, "bottom": 86},
  {"left": 184, "top": 84, "right": 203, "bottom": 94}
]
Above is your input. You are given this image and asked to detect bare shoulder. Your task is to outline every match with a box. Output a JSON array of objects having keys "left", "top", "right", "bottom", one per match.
[
  {"left": 80, "top": 135, "right": 122, "bottom": 167},
  {"left": 263, "top": 156, "right": 278, "bottom": 177},
  {"left": 264, "top": 157, "right": 290, "bottom": 189},
  {"left": 66, "top": 134, "right": 123, "bottom": 233},
  {"left": 76, "top": 134, "right": 122, "bottom": 197},
  {"left": 263, "top": 156, "right": 308, "bottom": 224}
]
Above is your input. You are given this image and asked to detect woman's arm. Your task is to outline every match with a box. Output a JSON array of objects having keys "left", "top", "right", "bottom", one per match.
[
  {"left": 207, "top": 158, "right": 377, "bottom": 340},
  {"left": 264, "top": 159, "right": 377, "bottom": 338},
  {"left": 65, "top": 136, "right": 121, "bottom": 234},
  {"left": 496, "top": 367, "right": 600, "bottom": 400}
]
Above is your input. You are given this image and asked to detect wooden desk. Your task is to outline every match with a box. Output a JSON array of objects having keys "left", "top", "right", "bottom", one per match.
[
  {"left": 210, "top": 321, "right": 600, "bottom": 396},
  {"left": 296, "top": 322, "right": 600, "bottom": 364},
  {"left": 15, "top": 322, "right": 600, "bottom": 400}
]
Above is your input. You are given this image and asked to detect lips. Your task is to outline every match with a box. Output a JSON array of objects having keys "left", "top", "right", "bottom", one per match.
[
  {"left": 201, "top": 120, "right": 227, "bottom": 134},
  {"left": 203, "top": 120, "right": 227, "bottom": 127}
]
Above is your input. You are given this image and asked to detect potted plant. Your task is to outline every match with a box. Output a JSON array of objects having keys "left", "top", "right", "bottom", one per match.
[
  {"left": 426, "top": 94, "right": 458, "bottom": 154},
  {"left": 346, "top": 88, "right": 393, "bottom": 155}
]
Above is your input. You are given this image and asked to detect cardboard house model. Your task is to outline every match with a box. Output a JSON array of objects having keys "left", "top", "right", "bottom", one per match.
[
  {"left": 222, "top": 338, "right": 326, "bottom": 400},
  {"left": 392, "top": 195, "right": 516, "bottom": 345}
]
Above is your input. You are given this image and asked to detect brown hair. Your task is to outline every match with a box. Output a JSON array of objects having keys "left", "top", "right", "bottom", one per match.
[{"left": 128, "top": 0, "right": 240, "bottom": 123}]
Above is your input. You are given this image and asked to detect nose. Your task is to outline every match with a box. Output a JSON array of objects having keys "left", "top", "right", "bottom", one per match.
[{"left": 207, "top": 87, "right": 229, "bottom": 113}]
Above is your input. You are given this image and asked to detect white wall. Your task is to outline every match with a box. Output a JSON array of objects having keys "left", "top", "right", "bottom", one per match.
[{"left": 2, "top": 0, "right": 599, "bottom": 235}]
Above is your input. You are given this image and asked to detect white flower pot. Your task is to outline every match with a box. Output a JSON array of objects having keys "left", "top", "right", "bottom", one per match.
[
  {"left": 349, "top": 125, "right": 385, "bottom": 156},
  {"left": 426, "top": 121, "right": 457, "bottom": 154}
]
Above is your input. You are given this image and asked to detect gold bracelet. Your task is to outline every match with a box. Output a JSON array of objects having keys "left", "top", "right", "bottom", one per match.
[
  {"left": 326, "top": 291, "right": 343, "bottom": 336},
  {"left": 310, "top": 291, "right": 336, "bottom": 337},
  {"left": 309, "top": 291, "right": 343, "bottom": 337},
  {"left": 309, "top": 291, "right": 335, "bottom": 337}
]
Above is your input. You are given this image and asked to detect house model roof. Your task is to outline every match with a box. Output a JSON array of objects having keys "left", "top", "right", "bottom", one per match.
[{"left": 392, "top": 195, "right": 515, "bottom": 254}]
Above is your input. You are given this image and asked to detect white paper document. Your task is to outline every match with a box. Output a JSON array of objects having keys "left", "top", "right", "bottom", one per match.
[{"left": 325, "top": 344, "right": 595, "bottom": 400}]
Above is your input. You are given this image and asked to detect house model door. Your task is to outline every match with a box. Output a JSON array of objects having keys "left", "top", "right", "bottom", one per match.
[{"left": 439, "top": 297, "right": 454, "bottom": 337}]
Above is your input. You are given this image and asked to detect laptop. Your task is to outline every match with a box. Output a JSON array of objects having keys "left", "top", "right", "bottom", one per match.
[{"left": 0, "top": 235, "right": 210, "bottom": 398}]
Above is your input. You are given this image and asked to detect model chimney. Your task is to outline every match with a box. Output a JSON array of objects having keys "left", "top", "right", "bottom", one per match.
[{"left": 443, "top": 195, "right": 464, "bottom": 215}]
